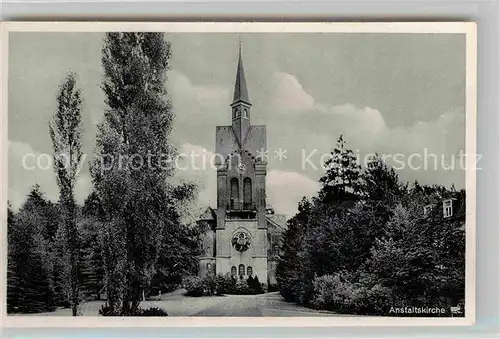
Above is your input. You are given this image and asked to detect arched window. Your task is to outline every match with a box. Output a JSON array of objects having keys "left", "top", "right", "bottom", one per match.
[
  {"left": 239, "top": 264, "right": 245, "bottom": 276},
  {"left": 231, "top": 266, "right": 237, "bottom": 277},
  {"left": 247, "top": 266, "right": 253, "bottom": 277},
  {"left": 243, "top": 177, "right": 252, "bottom": 208},
  {"left": 206, "top": 263, "right": 211, "bottom": 272},
  {"left": 243, "top": 108, "right": 248, "bottom": 118},
  {"left": 230, "top": 178, "right": 239, "bottom": 209}
]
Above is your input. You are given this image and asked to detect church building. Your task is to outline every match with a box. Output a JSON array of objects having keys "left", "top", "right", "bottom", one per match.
[{"left": 197, "top": 49, "right": 287, "bottom": 287}]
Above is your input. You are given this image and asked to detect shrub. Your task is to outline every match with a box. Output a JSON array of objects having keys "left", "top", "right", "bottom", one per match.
[
  {"left": 247, "top": 276, "right": 255, "bottom": 292},
  {"left": 98, "top": 303, "right": 115, "bottom": 316},
  {"left": 138, "top": 306, "right": 168, "bottom": 316},
  {"left": 182, "top": 276, "right": 204, "bottom": 297},
  {"left": 181, "top": 274, "right": 267, "bottom": 296},
  {"left": 235, "top": 278, "right": 251, "bottom": 294},
  {"left": 311, "top": 273, "right": 358, "bottom": 313},
  {"left": 246, "top": 276, "right": 265, "bottom": 294},
  {"left": 353, "top": 281, "right": 394, "bottom": 315},
  {"left": 230, "top": 276, "right": 267, "bottom": 295},
  {"left": 311, "top": 273, "right": 396, "bottom": 315},
  {"left": 202, "top": 274, "right": 217, "bottom": 296},
  {"left": 214, "top": 274, "right": 225, "bottom": 295},
  {"left": 252, "top": 276, "right": 265, "bottom": 294},
  {"left": 215, "top": 274, "right": 235, "bottom": 295}
]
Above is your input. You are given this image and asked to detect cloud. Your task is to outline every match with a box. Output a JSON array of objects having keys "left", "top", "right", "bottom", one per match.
[
  {"left": 381, "top": 110, "right": 465, "bottom": 156},
  {"left": 168, "top": 70, "right": 231, "bottom": 148},
  {"left": 263, "top": 72, "right": 465, "bottom": 194},
  {"left": 169, "top": 70, "right": 230, "bottom": 117},
  {"left": 8, "top": 140, "right": 92, "bottom": 210},
  {"left": 267, "top": 170, "right": 321, "bottom": 217},
  {"left": 314, "top": 103, "right": 388, "bottom": 147},
  {"left": 173, "top": 143, "right": 217, "bottom": 207},
  {"left": 270, "top": 72, "right": 315, "bottom": 111}
]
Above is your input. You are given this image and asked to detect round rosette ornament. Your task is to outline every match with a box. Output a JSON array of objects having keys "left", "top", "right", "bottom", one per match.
[{"left": 232, "top": 232, "right": 251, "bottom": 252}]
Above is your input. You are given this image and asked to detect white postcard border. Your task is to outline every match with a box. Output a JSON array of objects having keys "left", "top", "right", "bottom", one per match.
[{"left": 0, "top": 21, "right": 477, "bottom": 328}]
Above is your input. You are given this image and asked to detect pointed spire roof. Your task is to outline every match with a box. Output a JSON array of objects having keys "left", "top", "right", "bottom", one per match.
[{"left": 232, "top": 44, "right": 250, "bottom": 105}]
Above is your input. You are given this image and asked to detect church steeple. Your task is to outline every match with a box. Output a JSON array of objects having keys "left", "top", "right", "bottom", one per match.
[
  {"left": 232, "top": 45, "right": 250, "bottom": 105},
  {"left": 231, "top": 43, "right": 251, "bottom": 144}
]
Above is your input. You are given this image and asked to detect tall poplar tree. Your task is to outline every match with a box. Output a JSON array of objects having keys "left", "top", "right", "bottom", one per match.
[
  {"left": 49, "top": 72, "right": 84, "bottom": 316},
  {"left": 91, "top": 33, "right": 175, "bottom": 315}
]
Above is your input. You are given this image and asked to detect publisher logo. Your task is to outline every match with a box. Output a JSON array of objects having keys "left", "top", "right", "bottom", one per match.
[{"left": 450, "top": 305, "right": 462, "bottom": 315}]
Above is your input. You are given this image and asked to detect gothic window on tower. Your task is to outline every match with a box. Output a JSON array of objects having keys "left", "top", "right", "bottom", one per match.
[
  {"left": 233, "top": 107, "right": 238, "bottom": 119},
  {"left": 239, "top": 264, "right": 245, "bottom": 277},
  {"left": 243, "top": 177, "right": 252, "bottom": 209},
  {"left": 230, "top": 178, "right": 239, "bottom": 209},
  {"left": 231, "top": 266, "right": 237, "bottom": 277},
  {"left": 247, "top": 266, "right": 253, "bottom": 277},
  {"left": 243, "top": 108, "right": 248, "bottom": 118}
]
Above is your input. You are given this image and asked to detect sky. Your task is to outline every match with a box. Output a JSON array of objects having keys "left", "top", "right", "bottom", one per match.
[{"left": 8, "top": 32, "right": 466, "bottom": 216}]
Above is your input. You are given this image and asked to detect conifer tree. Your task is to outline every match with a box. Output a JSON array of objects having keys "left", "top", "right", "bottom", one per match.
[
  {"left": 7, "top": 187, "right": 55, "bottom": 313},
  {"left": 319, "top": 135, "right": 363, "bottom": 208},
  {"left": 7, "top": 201, "right": 21, "bottom": 313}
]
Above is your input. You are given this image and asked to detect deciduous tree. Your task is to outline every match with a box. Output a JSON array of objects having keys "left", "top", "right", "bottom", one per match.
[
  {"left": 91, "top": 33, "right": 177, "bottom": 315},
  {"left": 49, "top": 72, "right": 84, "bottom": 316}
]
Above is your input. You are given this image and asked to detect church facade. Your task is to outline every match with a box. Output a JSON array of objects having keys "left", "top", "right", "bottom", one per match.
[{"left": 197, "top": 50, "right": 286, "bottom": 287}]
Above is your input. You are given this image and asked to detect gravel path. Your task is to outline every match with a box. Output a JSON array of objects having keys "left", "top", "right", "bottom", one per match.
[{"left": 23, "top": 291, "right": 337, "bottom": 317}]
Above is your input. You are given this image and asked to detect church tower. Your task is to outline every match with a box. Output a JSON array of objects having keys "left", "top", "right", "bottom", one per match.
[
  {"left": 197, "top": 47, "right": 286, "bottom": 287},
  {"left": 211, "top": 46, "right": 269, "bottom": 283}
]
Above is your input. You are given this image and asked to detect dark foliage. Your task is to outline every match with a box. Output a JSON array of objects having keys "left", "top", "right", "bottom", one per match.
[
  {"left": 276, "top": 197, "right": 311, "bottom": 302},
  {"left": 98, "top": 303, "right": 114, "bottom": 316},
  {"left": 182, "top": 274, "right": 266, "bottom": 297},
  {"left": 182, "top": 276, "right": 204, "bottom": 297},
  {"left": 215, "top": 274, "right": 237, "bottom": 295},
  {"left": 90, "top": 32, "right": 194, "bottom": 316},
  {"left": 7, "top": 188, "right": 56, "bottom": 314},
  {"left": 276, "top": 136, "right": 465, "bottom": 316},
  {"left": 138, "top": 307, "right": 169, "bottom": 316},
  {"left": 99, "top": 304, "right": 168, "bottom": 316}
]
